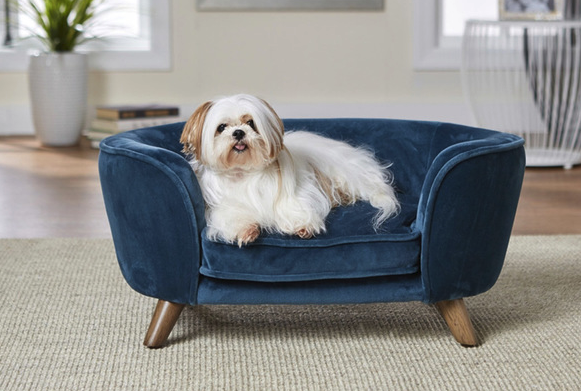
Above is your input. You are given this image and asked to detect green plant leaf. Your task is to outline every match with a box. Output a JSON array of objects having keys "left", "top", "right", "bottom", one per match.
[{"left": 17, "top": 0, "right": 105, "bottom": 52}]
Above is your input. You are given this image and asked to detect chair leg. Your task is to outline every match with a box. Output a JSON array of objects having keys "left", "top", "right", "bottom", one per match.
[
  {"left": 435, "top": 299, "right": 479, "bottom": 347},
  {"left": 143, "top": 300, "right": 185, "bottom": 348}
]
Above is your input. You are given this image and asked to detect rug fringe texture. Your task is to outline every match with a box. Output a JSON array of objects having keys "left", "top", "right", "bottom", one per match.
[{"left": 0, "top": 236, "right": 580, "bottom": 390}]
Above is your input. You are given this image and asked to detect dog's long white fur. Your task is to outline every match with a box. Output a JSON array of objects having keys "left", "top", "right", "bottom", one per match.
[
  {"left": 283, "top": 131, "right": 399, "bottom": 228},
  {"left": 182, "top": 94, "right": 400, "bottom": 246}
]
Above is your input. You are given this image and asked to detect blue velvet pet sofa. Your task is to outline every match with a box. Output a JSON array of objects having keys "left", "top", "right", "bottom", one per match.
[{"left": 98, "top": 118, "right": 525, "bottom": 348}]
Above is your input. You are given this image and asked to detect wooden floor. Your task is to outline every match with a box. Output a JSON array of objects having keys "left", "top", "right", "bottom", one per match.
[
  {"left": 0, "top": 136, "right": 580, "bottom": 238},
  {"left": 0, "top": 137, "right": 110, "bottom": 238}
]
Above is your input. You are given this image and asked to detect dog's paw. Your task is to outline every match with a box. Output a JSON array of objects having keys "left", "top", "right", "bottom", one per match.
[
  {"left": 296, "top": 227, "right": 314, "bottom": 239},
  {"left": 237, "top": 224, "right": 260, "bottom": 247}
]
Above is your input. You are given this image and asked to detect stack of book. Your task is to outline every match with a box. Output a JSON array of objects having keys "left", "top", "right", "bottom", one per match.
[{"left": 86, "top": 104, "right": 181, "bottom": 148}]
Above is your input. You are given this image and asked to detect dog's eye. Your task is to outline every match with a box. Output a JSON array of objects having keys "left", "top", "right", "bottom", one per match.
[
  {"left": 247, "top": 119, "right": 256, "bottom": 131},
  {"left": 217, "top": 124, "right": 227, "bottom": 133}
]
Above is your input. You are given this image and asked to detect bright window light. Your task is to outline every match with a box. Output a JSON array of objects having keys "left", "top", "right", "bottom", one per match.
[
  {"left": 8, "top": 0, "right": 143, "bottom": 50},
  {"left": 1, "top": 0, "right": 170, "bottom": 71},
  {"left": 442, "top": 0, "right": 498, "bottom": 37}
]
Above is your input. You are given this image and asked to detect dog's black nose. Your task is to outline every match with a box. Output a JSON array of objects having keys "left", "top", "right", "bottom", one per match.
[{"left": 233, "top": 129, "right": 245, "bottom": 141}]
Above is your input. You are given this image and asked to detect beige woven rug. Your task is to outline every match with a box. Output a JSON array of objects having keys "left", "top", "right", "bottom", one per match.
[{"left": 0, "top": 236, "right": 580, "bottom": 391}]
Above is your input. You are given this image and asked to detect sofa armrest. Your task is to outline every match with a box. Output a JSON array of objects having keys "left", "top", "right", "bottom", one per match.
[
  {"left": 99, "top": 127, "right": 205, "bottom": 305},
  {"left": 417, "top": 132, "right": 525, "bottom": 303}
]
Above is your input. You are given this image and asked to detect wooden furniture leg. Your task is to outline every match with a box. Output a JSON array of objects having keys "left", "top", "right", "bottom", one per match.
[
  {"left": 143, "top": 300, "right": 185, "bottom": 348},
  {"left": 435, "top": 299, "right": 478, "bottom": 347}
]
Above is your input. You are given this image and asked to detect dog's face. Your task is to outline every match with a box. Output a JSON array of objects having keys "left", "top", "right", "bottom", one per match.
[{"left": 181, "top": 94, "right": 284, "bottom": 172}]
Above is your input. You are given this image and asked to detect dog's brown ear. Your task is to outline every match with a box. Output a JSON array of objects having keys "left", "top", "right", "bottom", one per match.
[
  {"left": 181, "top": 101, "right": 213, "bottom": 161},
  {"left": 259, "top": 98, "right": 284, "bottom": 159},
  {"left": 259, "top": 98, "right": 284, "bottom": 135}
]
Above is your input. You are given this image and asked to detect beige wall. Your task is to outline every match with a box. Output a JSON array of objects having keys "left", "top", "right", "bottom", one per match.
[{"left": 0, "top": 1, "right": 471, "bottom": 132}]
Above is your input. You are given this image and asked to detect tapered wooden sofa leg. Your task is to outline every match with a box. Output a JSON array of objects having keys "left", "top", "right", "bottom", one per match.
[
  {"left": 143, "top": 300, "right": 186, "bottom": 348},
  {"left": 435, "top": 299, "right": 479, "bottom": 347}
]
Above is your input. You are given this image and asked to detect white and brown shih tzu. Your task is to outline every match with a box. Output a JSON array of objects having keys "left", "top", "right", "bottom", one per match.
[{"left": 181, "top": 94, "right": 400, "bottom": 247}]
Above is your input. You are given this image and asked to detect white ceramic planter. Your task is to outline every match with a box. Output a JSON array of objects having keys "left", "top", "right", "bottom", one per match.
[{"left": 28, "top": 53, "right": 88, "bottom": 147}]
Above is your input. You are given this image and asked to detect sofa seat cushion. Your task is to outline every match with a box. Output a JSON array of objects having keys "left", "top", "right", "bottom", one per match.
[{"left": 200, "top": 198, "right": 420, "bottom": 282}]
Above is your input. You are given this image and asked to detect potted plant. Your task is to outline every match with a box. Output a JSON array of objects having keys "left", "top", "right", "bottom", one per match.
[{"left": 20, "top": 0, "right": 104, "bottom": 146}]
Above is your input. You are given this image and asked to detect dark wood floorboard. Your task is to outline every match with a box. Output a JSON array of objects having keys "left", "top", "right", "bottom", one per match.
[
  {"left": 0, "top": 137, "right": 110, "bottom": 238},
  {"left": 0, "top": 136, "right": 580, "bottom": 238},
  {"left": 513, "top": 164, "right": 581, "bottom": 234}
]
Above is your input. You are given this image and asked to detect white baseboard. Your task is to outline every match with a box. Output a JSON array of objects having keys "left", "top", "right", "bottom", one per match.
[
  {"left": 273, "top": 101, "right": 476, "bottom": 125},
  {"left": 0, "top": 101, "right": 476, "bottom": 136},
  {"left": 0, "top": 105, "right": 35, "bottom": 136}
]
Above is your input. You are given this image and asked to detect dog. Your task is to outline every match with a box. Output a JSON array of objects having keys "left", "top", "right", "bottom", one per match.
[{"left": 180, "top": 94, "right": 400, "bottom": 247}]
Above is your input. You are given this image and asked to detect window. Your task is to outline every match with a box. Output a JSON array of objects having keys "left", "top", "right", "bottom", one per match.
[
  {"left": 414, "top": 0, "right": 497, "bottom": 70},
  {"left": 0, "top": 0, "right": 170, "bottom": 71}
]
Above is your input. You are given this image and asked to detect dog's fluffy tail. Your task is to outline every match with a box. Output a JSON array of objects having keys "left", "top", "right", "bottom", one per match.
[
  {"left": 284, "top": 131, "right": 400, "bottom": 229},
  {"left": 368, "top": 178, "right": 400, "bottom": 229}
]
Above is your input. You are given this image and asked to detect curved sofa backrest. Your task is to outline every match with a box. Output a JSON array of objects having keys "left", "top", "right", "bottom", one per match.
[
  {"left": 282, "top": 118, "right": 522, "bottom": 201},
  {"left": 104, "top": 121, "right": 186, "bottom": 154},
  {"left": 103, "top": 118, "right": 522, "bottom": 205}
]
